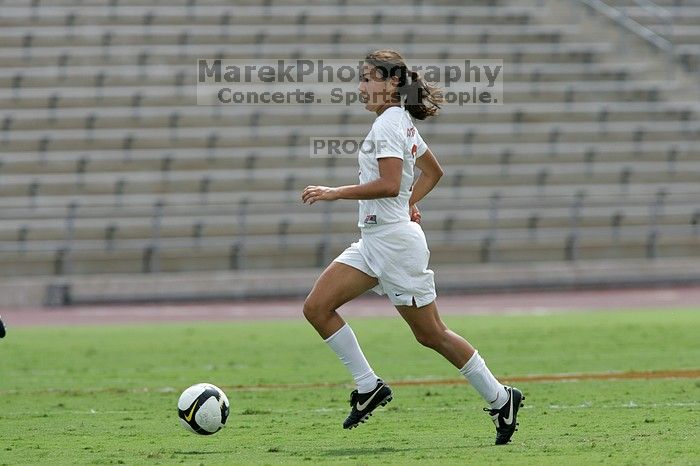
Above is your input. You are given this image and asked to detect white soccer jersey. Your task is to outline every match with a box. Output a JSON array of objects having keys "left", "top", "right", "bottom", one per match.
[{"left": 357, "top": 106, "right": 428, "bottom": 229}]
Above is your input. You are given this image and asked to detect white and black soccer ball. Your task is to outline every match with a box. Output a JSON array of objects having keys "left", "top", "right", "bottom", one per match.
[{"left": 177, "top": 383, "right": 230, "bottom": 435}]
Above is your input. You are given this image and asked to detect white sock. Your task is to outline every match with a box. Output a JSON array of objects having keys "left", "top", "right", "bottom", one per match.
[
  {"left": 324, "top": 323, "right": 378, "bottom": 394},
  {"left": 459, "top": 351, "right": 509, "bottom": 409}
]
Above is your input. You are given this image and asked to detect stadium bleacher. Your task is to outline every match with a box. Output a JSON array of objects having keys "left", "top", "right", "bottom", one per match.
[
  {"left": 0, "top": 0, "right": 698, "bottom": 305},
  {"left": 599, "top": 0, "right": 700, "bottom": 73}
]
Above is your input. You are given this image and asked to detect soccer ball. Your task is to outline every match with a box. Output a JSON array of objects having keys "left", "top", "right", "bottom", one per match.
[{"left": 177, "top": 383, "right": 230, "bottom": 435}]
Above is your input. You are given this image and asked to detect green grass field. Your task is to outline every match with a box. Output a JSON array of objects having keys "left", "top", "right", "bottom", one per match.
[{"left": 1, "top": 309, "right": 698, "bottom": 465}]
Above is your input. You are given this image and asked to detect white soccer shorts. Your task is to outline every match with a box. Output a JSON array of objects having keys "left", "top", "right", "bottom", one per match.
[{"left": 334, "top": 221, "right": 437, "bottom": 307}]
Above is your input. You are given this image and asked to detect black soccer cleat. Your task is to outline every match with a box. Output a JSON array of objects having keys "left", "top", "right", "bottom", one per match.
[
  {"left": 0, "top": 315, "right": 5, "bottom": 338},
  {"left": 343, "top": 379, "right": 393, "bottom": 429},
  {"left": 484, "top": 386, "right": 524, "bottom": 445}
]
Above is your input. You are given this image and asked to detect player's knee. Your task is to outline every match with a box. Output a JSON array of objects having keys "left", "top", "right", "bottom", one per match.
[
  {"left": 302, "top": 295, "right": 326, "bottom": 322},
  {"left": 302, "top": 297, "right": 316, "bottom": 321},
  {"left": 414, "top": 330, "right": 441, "bottom": 349}
]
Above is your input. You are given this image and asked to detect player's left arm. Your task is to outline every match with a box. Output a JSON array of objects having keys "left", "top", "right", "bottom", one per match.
[
  {"left": 302, "top": 157, "right": 403, "bottom": 204},
  {"left": 409, "top": 148, "right": 443, "bottom": 207}
]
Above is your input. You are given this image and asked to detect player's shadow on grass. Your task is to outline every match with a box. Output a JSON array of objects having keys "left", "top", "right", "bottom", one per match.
[
  {"left": 173, "top": 450, "right": 236, "bottom": 455},
  {"left": 321, "top": 446, "right": 418, "bottom": 457}
]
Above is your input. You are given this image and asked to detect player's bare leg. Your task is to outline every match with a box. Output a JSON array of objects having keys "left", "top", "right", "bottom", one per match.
[
  {"left": 395, "top": 299, "right": 475, "bottom": 368},
  {"left": 395, "top": 300, "right": 524, "bottom": 444},
  {"left": 303, "top": 262, "right": 393, "bottom": 429},
  {"left": 303, "top": 261, "right": 378, "bottom": 339}
]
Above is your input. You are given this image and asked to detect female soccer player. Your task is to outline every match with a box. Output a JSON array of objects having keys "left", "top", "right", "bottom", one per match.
[{"left": 301, "top": 50, "right": 523, "bottom": 445}]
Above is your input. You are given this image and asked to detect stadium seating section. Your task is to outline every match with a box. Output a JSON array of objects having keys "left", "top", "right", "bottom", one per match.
[{"left": 0, "top": 0, "right": 698, "bottom": 305}]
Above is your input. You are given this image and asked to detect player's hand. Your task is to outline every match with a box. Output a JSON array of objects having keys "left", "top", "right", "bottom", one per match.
[
  {"left": 409, "top": 204, "right": 421, "bottom": 223},
  {"left": 302, "top": 185, "right": 339, "bottom": 204}
]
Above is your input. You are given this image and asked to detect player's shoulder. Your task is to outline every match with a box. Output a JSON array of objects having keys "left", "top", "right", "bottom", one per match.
[{"left": 372, "top": 107, "right": 409, "bottom": 132}]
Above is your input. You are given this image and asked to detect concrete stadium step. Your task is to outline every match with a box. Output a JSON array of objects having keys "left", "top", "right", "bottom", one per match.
[
  {"left": 1, "top": 120, "right": 697, "bottom": 152},
  {"left": 0, "top": 62, "right": 661, "bottom": 90},
  {"left": 422, "top": 204, "right": 699, "bottom": 233},
  {"left": 664, "top": 28, "right": 700, "bottom": 45},
  {"left": 0, "top": 202, "right": 696, "bottom": 243},
  {"left": 618, "top": 6, "right": 700, "bottom": 27},
  {"left": 0, "top": 42, "right": 613, "bottom": 68},
  {"left": 2, "top": 138, "right": 697, "bottom": 175},
  {"left": 0, "top": 224, "right": 695, "bottom": 276},
  {"left": 0, "top": 235, "right": 357, "bottom": 275},
  {"left": 0, "top": 80, "right": 680, "bottom": 111},
  {"left": 1, "top": 191, "right": 696, "bottom": 229},
  {"left": 429, "top": 226, "right": 698, "bottom": 263},
  {"left": 0, "top": 0, "right": 510, "bottom": 6},
  {"left": 0, "top": 5, "right": 545, "bottom": 28},
  {"left": 0, "top": 161, "right": 698, "bottom": 196},
  {"left": 0, "top": 142, "right": 693, "bottom": 175},
  {"left": 0, "top": 182, "right": 697, "bottom": 215},
  {"left": 3, "top": 101, "right": 695, "bottom": 132},
  {"left": 0, "top": 24, "right": 576, "bottom": 47},
  {"left": 607, "top": 0, "right": 692, "bottom": 6}
]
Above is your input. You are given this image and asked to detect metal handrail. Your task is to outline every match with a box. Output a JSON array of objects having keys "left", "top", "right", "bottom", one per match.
[
  {"left": 580, "top": 0, "right": 673, "bottom": 52},
  {"left": 633, "top": 0, "right": 671, "bottom": 20},
  {"left": 633, "top": 0, "right": 673, "bottom": 44}
]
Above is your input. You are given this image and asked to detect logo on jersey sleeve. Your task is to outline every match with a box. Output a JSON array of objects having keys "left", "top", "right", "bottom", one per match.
[{"left": 364, "top": 215, "right": 377, "bottom": 225}]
